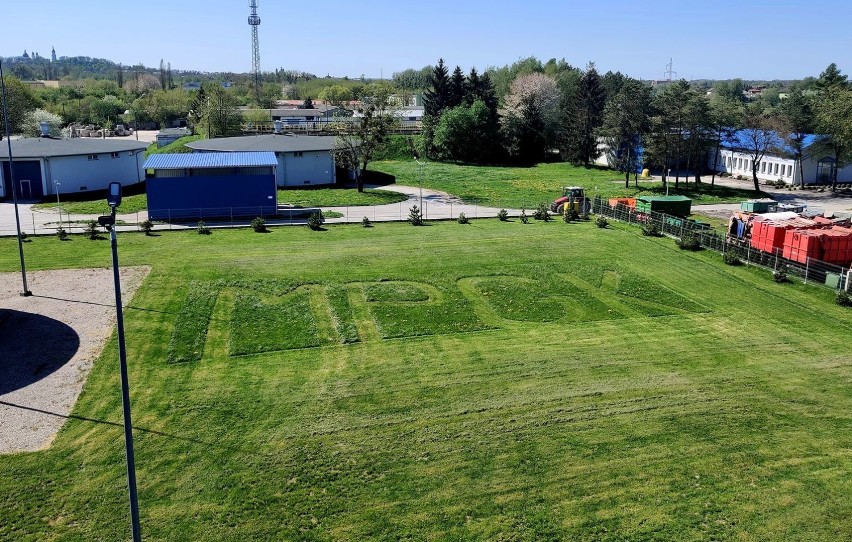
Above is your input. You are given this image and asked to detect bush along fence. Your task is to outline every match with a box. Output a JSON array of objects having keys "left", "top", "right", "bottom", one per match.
[
  {"left": 1, "top": 200, "right": 527, "bottom": 237},
  {"left": 591, "top": 196, "right": 851, "bottom": 293}
]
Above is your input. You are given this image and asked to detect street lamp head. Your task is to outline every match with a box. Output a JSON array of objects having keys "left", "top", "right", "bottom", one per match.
[{"left": 107, "top": 182, "right": 122, "bottom": 209}]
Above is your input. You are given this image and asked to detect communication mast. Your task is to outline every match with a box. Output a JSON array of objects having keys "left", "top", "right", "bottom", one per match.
[{"left": 248, "top": 0, "right": 262, "bottom": 99}]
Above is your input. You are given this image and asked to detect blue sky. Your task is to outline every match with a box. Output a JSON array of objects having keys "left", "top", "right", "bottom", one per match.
[{"left": 1, "top": 0, "right": 850, "bottom": 80}]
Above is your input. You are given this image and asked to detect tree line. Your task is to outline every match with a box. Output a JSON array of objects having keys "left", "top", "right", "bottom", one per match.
[{"left": 418, "top": 58, "right": 852, "bottom": 192}]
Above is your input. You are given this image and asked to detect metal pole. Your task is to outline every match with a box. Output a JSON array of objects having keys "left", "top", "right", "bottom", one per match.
[
  {"left": 1, "top": 59, "right": 32, "bottom": 296},
  {"left": 109, "top": 209, "right": 142, "bottom": 542},
  {"left": 54, "top": 180, "right": 62, "bottom": 231}
]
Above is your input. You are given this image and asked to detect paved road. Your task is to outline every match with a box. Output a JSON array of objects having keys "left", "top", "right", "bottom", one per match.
[
  {"left": 3, "top": 177, "right": 848, "bottom": 238},
  {"left": 0, "top": 184, "right": 520, "bottom": 237}
]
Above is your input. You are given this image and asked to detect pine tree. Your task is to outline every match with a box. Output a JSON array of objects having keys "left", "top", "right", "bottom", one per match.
[
  {"left": 814, "top": 63, "right": 848, "bottom": 92},
  {"left": 423, "top": 58, "right": 450, "bottom": 117},
  {"left": 448, "top": 66, "right": 466, "bottom": 108},
  {"left": 465, "top": 68, "right": 481, "bottom": 105},
  {"left": 302, "top": 97, "right": 314, "bottom": 109},
  {"left": 562, "top": 63, "right": 606, "bottom": 166}
]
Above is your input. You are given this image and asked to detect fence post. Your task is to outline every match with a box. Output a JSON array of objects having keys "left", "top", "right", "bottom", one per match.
[
  {"left": 774, "top": 249, "right": 779, "bottom": 271},
  {"left": 804, "top": 257, "right": 809, "bottom": 284},
  {"left": 32, "top": 214, "right": 36, "bottom": 235}
]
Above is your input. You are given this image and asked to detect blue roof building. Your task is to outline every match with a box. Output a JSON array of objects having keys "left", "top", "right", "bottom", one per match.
[{"left": 143, "top": 152, "right": 278, "bottom": 221}]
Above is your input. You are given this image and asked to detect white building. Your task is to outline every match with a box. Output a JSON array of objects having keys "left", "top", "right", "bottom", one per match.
[
  {"left": 0, "top": 137, "right": 147, "bottom": 200},
  {"left": 186, "top": 134, "right": 337, "bottom": 187},
  {"left": 708, "top": 132, "right": 852, "bottom": 186}
]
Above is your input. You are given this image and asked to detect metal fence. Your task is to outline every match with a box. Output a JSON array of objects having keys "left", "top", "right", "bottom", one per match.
[
  {"left": 0, "top": 200, "right": 521, "bottom": 237},
  {"left": 592, "top": 196, "right": 851, "bottom": 292}
]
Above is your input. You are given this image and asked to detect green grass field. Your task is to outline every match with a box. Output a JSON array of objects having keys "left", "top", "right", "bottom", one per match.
[
  {"left": 33, "top": 193, "right": 149, "bottom": 215},
  {"left": 372, "top": 161, "right": 762, "bottom": 209},
  {"left": 1, "top": 219, "right": 850, "bottom": 541},
  {"left": 277, "top": 188, "right": 408, "bottom": 207}
]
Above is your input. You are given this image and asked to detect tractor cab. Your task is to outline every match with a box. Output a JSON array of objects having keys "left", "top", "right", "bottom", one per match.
[{"left": 551, "top": 186, "right": 589, "bottom": 214}]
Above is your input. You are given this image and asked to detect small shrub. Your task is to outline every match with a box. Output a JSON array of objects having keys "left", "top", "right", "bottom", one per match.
[
  {"left": 196, "top": 220, "right": 211, "bottom": 235},
  {"left": 581, "top": 212, "right": 590, "bottom": 221},
  {"left": 408, "top": 205, "right": 423, "bottom": 226},
  {"left": 836, "top": 290, "right": 851, "bottom": 307},
  {"left": 307, "top": 212, "right": 325, "bottom": 230},
  {"left": 723, "top": 251, "right": 741, "bottom": 266},
  {"left": 533, "top": 202, "right": 551, "bottom": 221},
  {"left": 56, "top": 227, "right": 68, "bottom": 240},
  {"left": 520, "top": 209, "right": 529, "bottom": 224},
  {"left": 676, "top": 231, "right": 701, "bottom": 251},
  {"left": 84, "top": 220, "right": 100, "bottom": 240},
  {"left": 641, "top": 222, "right": 660, "bottom": 237},
  {"left": 362, "top": 216, "right": 372, "bottom": 228},
  {"left": 251, "top": 217, "right": 267, "bottom": 233},
  {"left": 595, "top": 216, "right": 609, "bottom": 228},
  {"left": 140, "top": 220, "right": 154, "bottom": 235},
  {"left": 773, "top": 267, "right": 788, "bottom": 283},
  {"left": 457, "top": 212, "right": 469, "bottom": 224},
  {"left": 497, "top": 209, "right": 508, "bottom": 221}
]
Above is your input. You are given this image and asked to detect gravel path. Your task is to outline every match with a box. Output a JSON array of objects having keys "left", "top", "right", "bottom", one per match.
[{"left": 0, "top": 266, "right": 150, "bottom": 454}]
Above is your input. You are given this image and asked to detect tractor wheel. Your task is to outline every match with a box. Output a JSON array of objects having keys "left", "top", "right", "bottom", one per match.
[{"left": 555, "top": 204, "right": 564, "bottom": 214}]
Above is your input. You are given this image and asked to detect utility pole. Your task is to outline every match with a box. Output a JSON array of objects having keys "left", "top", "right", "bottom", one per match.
[{"left": 0, "top": 59, "right": 32, "bottom": 296}]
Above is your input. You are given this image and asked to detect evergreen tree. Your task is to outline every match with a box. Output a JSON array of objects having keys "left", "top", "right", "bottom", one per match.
[
  {"left": 423, "top": 58, "right": 450, "bottom": 117},
  {"left": 302, "top": 96, "right": 314, "bottom": 109},
  {"left": 465, "top": 68, "right": 481, "bottom": 104},
  {"left": 601, "top": 79, "right": 651, "bottom": 187},
  {"left": 478, "top": 72, "right": 499, "bottom": 121},
  {"left": 448, "top": 66, "right": 466, "bottom": 108},
  {"left": 814, "top": 63, "right": 848, "bottom": 92},
  {"left": 562, "top": 63, "right": 606, "bottom": 166},
  {"left": 778, "top": 90, "right": 814, "bottom": 187}
]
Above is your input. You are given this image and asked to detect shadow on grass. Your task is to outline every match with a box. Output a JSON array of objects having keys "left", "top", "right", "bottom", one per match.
[{"left": 0, "top": 399, "right": 242, "bottom": 452}]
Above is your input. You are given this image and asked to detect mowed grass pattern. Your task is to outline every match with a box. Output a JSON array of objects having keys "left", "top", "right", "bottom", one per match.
[{"left": 0, "top": 220, "right": 850, "bottom": 541}]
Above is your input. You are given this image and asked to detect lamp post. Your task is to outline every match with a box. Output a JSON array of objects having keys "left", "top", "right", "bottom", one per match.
[
  {"left": 0, "top": 58, "right": 32, "bottom": 296},
  {"left": 99, "top": 182, "right": 141, "bottom": 542},
  {"left": 414, "top": 157, "right": 425, "bottom": 214},
  {"left": 53, "top": 180, "right": 62, "bottom": 230}
]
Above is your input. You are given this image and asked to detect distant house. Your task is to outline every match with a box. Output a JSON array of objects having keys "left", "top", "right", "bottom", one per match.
[
  {"left": 352, "top": 106, "right": 424, "bottom": 122},
  {"left": 143, "top": 152, "right": 278, "bottom": 221},
  {"left": 707, "top": 130, "right": 852, "bottom": 186},
  {"left": 156, "top": 127, "right": 191, "bottom": 148},
  {"left": 186, "top": 134, "right": 337, "bottom": 187},
  {"left": 0, "top": 137, "right": 147, "bottom": 200}
]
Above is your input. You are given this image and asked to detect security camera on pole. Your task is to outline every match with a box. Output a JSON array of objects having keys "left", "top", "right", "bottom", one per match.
[{"left": 99, "top": 183, "right": 142, "bottom": 542}]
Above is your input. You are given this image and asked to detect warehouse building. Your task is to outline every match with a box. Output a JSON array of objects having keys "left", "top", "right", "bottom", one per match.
[
  {"left": 186, "top": 134, "right": 336, "bottom": 187},
  {"left": 708, "top": 131, "right": 852, "bottom": 186},
  {"left": 143, "top": 152, "right": 278, "bottom": 221},
  {"left": 0, "top": 137, "right": 147, "bottom": 200}
]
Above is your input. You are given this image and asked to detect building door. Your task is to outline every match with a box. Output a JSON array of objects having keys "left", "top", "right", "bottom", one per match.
[
  {"left": 817, "top": 158, "right": 836, "bottom": 185},
  {"left": 1, "top": 160, "right": 44, "bottom": 200}
]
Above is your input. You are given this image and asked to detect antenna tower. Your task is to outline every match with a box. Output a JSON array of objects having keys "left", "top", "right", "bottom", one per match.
[
  {"left": 663, "top": 58, "right": 677, "bottom": 83},
  {"left": 248, "top": 0, "right": 261, "bottom": 98}
]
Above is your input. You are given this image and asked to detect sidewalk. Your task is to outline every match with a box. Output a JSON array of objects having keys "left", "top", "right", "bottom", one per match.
[{"left": 0, "top": 184, "right": 521, "bottom": 237}]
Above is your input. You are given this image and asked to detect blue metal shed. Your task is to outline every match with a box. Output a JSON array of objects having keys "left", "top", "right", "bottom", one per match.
[{"left": 143, "top": 152, "right": 278, "bottom": 221}]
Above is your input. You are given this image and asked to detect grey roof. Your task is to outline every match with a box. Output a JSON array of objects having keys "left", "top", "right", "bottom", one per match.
[
  {"left": 144, "top": 151, "right": 278, "bottom": 169},
  {"left": 157, "top": 128, "right": 191, "bottom": 137},
  {"left": 186, "top": 134, "right": 337, "bottom": 153},
  {"left": 0, "top": 137, "right": 148, "bottom": 159}
]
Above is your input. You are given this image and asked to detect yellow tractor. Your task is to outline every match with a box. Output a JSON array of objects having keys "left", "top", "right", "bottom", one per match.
[{"left": 550, "top": 186, "right": 589, "bottom": 214}]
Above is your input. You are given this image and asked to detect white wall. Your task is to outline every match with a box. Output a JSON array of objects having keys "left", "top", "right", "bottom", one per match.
[
  {"left": 709, "top": 149, "right": 852, "bottom": 185},
  {"left": 44, "top": 151, "right": 144, "bottom": 195},
  {"left": 708, "top": 149, "right": 796, "bottom": 184},
  {"left": 277, "top": 151, "right": 335, "bottom": 187}
]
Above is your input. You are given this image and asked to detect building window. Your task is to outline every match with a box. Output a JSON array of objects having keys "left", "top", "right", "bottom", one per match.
[
  {"left": 787, "top": 165, "right": 792, "bottom": 177},
  {"left": 111, "top": 152, "right": 120, "bottom": 159},
  {"left": 294, "top": 152, "right": 303, "bottom": 157},
  {"left": 774, "top": 163, "right": 779, "bottom": 175},
  {"left": 761, "top": 162, "right": 766, "bottom": 173},
  {"left": 87, "top": 154, "right": 98, "bottom": 160}
]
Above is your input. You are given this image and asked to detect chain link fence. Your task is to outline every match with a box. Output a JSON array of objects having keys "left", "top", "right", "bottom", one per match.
[{"left": 592, "top": 196, "right": 850, "bottom": 292}]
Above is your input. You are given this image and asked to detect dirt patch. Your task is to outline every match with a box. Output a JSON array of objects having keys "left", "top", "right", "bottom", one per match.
[{"left": 0, "top": 266, "right": 150, "bottom": 454}]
